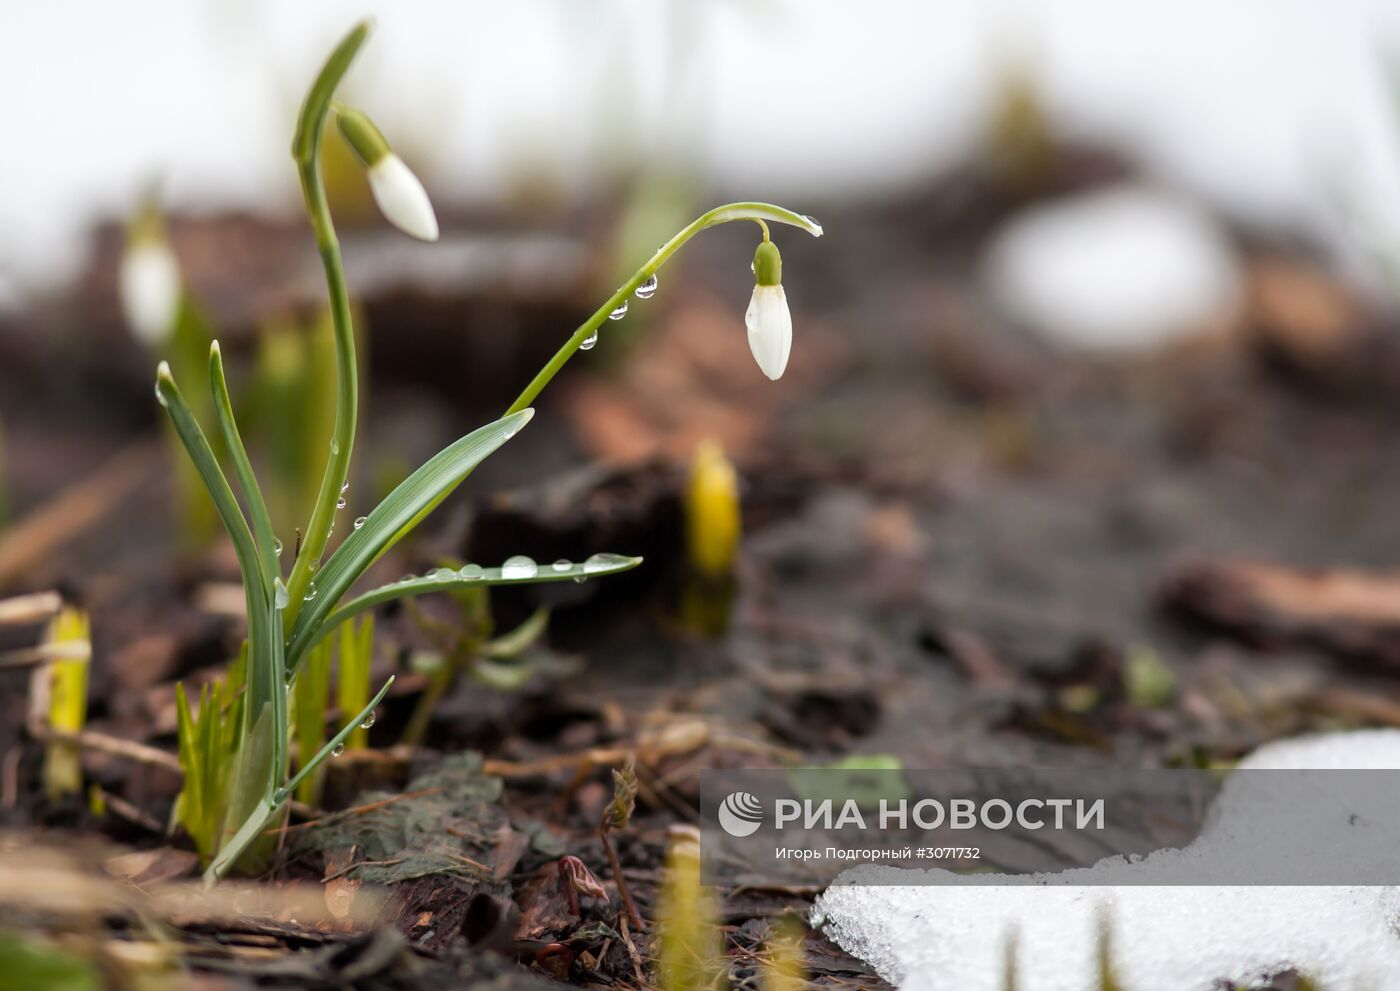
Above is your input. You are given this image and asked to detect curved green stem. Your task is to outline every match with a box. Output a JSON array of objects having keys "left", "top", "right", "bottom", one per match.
[
  {"left": 381, "top": 202, "right": 820, "bottom": 554},
  {"left": 504, "top": 202, "right": 820, "bottom": 417},
  {"left": 282, "top": 21, "right": 370, "bottom": 628}
]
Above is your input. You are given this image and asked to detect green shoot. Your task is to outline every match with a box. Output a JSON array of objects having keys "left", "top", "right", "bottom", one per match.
[
  {"left": 252, "top": 314, "right": 340, "bottom": 533},
  {"left": 38, "top": 607, "right": 90, "bottom": 801},
  {"left": 0, "top": 929, "right": 99, "bottom": 991},
  {"left": 152, "top": 19, "right": 820, "bottom": 882},
  {"left": 291, "top": 637, "right": 330, "bottom": 807},
  {"left": 400, "top": 581, "right": 547, "bottom": 746},
  {"left": 336, "top": 615, "right": 374, "bottom": 751},
  {"left": 172, "top": 651, "right": 246, "bottom": 865}
]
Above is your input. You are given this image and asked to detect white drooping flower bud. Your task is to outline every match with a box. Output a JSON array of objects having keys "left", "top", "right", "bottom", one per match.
[
  {"left": 745, "top": 240, "right": 791, "bottom": 380},
  {"left": 336, "top": 106, "right": 439, "bottom": 242},
  {"left": 367, "top": 154, "right": 439, "bottom": 242},
  {"left": 119, "top": 227, "right": 181, "bottom": 346}
]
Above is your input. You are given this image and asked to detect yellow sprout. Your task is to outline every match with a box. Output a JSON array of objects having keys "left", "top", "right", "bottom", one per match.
[
  {"left": 761, "top": 917, "right": 806, "bottom": 991},
  {"left": 41, "top": 607, "right": 90, "bottom": 800},
  {"left": 658, "top": 828, "right": 724, "bottom": 991},
  {"left": 685, "top": 439, "right": 740, "bottom": 579}
]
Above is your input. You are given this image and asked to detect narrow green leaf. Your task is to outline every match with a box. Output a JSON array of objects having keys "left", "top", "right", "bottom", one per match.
[
  {"left": 209, "top": 342, "right": 278, "bottom": 589},
  {"left": 292, "top": 20, "right": 371, "bottom": 164},
  {"left": 284, "top": 409, "right": 535, "bottom": 673},
  {"left": 155, "top": 364, "right": 267, "bottom": 609},
  {"left": 303, "top": 553, "right": 643, "bottom": 655},
  {"left": 279, "top": 676, "right": 393, "bottom": 804}
]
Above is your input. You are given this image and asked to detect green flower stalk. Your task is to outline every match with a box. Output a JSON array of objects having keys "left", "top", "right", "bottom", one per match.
[{"left": 154, "top": 19, "right": 821, "bottom": 883}]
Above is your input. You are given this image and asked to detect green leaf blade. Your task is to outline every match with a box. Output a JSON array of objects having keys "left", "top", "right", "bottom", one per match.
[
  {"left": 284, "top": 409, "right": 536, "bottom": 672},
  {"left": 304, "top": 553, "right": 642, "bottom": 655}
]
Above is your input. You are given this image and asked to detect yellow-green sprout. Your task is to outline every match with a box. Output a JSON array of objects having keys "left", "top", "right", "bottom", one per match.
[
  {"left": 685, "top": 439, "right": 741, "bottom": 579},
  {"left": 40, "top": 607, "right": 90, "bottom": 801},
  {"left": 657, "top": 830, "right": 724, "bottom": 991},
  {"left": 761, "top": 918, "right": 806, "bottom": 991}
]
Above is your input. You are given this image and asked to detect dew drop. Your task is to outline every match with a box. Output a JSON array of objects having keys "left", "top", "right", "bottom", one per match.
[
  {"left": 331, "top": 742, "right": 345, "bottom": 757},
  {"left": 459, "top": 564, "right": 485, "bottom": 580},
  {"left": 502, "top": 555, "right": 538, "bottom": 579},
  {"left": 801, "top": 214, "right": 823, "bottom": 235},
  {"left": 579, "top": 331, "right": 599, "bottom": 351},
  {"left": 274, "top": 538, "right": 284, "bottom": 557},
  {"left": 329, "top": 439, "right": 340, "bottom": 455},
  {"left": 551, "top": 559, "right": 572, "bottom": 572},
  {"left": 360, "top": 711, "right": 376, "bottom": 730},
  {"left": 274, "top": 580, "right": 290, "bottom": 610},
  {"left": 340, "top": 480, "right": 349, "bottom": 494},
  {"left": 583, "top": 552, "right": 632, "bottom": 574},
  {"left": 353, "top": 516, "right": 367, "bottom": 530},
  {"left": 336, "top": 497, "right": 347, "bottom": 510},
  {"left": 304, "top": 584, "right": 318, "bottom": 602},
  {"left": 154, "top": 383, "right": 168, "bottom": 407},
  {"left": 609, "top": 300, "right": 628, "bottom": 321},
  {"left": 634, "top": 274, "right": 658, "bottom": 299},
  {"left": 431, "top": 567, "right": 456, "bottom": 581}
]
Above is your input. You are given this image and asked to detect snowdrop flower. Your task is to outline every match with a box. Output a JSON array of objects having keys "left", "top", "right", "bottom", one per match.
[
  {"left": 335, "top": 106, "right": 438, "bottom": 242},
  {"left": 745, "top": 240, "right": 792, "bottom": 380},
  {"left": 119, "top": 223, "right": 181, "bottom": 346}
]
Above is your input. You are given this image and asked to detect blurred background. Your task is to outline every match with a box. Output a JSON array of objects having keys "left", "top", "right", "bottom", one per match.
[{"left": 7, "top": 0, "right": 1400, "bottom": 769}]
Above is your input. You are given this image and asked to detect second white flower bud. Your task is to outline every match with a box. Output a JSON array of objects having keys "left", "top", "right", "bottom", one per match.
[{"left": 335, "top": 106, "right": 439, "bottom": 242}]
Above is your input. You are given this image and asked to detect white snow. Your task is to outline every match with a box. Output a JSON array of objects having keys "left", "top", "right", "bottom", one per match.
[
  {"left": 813, "top": 730, "right": 1400, "bottom": 991},
  {"left": 981, "top": 186, "right": 1242, "bottom": 352}
]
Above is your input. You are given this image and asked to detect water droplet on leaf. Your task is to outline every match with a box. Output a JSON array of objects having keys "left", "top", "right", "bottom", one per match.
[
  {"left": 634, "top": 274, "right": 658, "bottom": 299},
  {"left": 360, "top": 711, "right": 376, "bottom": 730},
  {"left": 583, "top": 552, "right": 631, "bottom": 574},
  {"left": 331, "top": 742, "right": 345, "bottom": 757},
  {"left": 609, "top": 301, "right": 628, "bottom": 320},
  {"left": 502, "top": 555, "right": 538, "bottom": 579},
  {"left": 579, "top": 331, "right": 598, "bottom": 351},
  {"left": 459, "top": 564, "right": 485, "bottom": 580},
  {"left": 274, "top": 580, "right": 289, "bottom": 610},
  {"left": 353, "top": 516, "right": 367, "bottom": 530},
  {"left": 274, "top": 538, "right": 284, "bottom": 557},
  {"left": 552, "top": 559, "right": 571, "bottom": 572},
  {"left": 431, "top": 567, "right": 456, "bottom": 580},
  {"left": 304, "top": 584, "right": 318, "bottom": 602}
]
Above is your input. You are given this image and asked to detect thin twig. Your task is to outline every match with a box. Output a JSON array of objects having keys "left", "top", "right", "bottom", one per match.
[
  {"left": 0, "top": 591, "right": 62, "bottom": 626},
  {"left": 26, "top": 725, "right": 181, "bottom": 773},
  {"left": 600, "top": 826, "right": 643, "bottom": 931}
]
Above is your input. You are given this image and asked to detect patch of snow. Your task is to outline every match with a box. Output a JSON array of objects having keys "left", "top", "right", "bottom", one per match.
[
  {"left": 981, "top": 186, "right": 1242, "bottom": 352},
  {"left": 814, "top": 730, "right": 1400, "bottom": 991}
]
